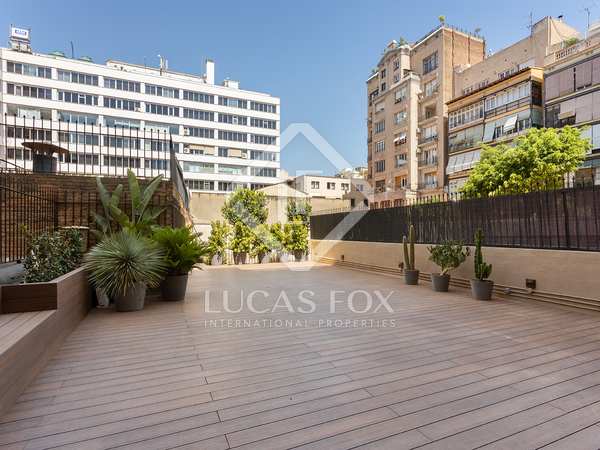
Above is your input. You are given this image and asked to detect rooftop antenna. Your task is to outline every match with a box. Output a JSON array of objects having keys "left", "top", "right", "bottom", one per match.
[
  {"left": 527, "top": 12, "right": 533, "bottom": 37},
  {"left": 70, "top": 41, "right": 74, "bottom": 58},
  {"left": 584, "top": 7, "right": 592, "bottom": 37}
]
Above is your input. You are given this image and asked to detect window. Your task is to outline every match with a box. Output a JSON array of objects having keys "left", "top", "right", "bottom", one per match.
[
  {"left": 381, "top": 82, "right": 387, "bottom": 92},
  {"left": 394, "top": 111, "right": 407, "bottom": 125},
  {"left": 58, "top": 132, "right": 99, "bottom": 146},
  {"left": 424, "top": 79, "right": 438, "bottom": 97},
  {"left": 58, "top": 90, "right": 98, "bottom": 105},
  {"left": 375, "top": 160, "right": 385, "bottom": 172},
  {"left": 145, "top": 159, "right": 169, "bottom": 170},
  {"left": 104, "top": 116, "right": 140, "bottom": 129},
  {"left": 58, "top": 70, "right": 98, "bottom": 86},
  {"left": 369, "top": 89, "right": 379, "bottom": 104},
  {"left": 250, "top": 101, "right": 276, "bottom": 113},
  {"left": 218, "top": 131, "right": 247, "bottom": 142},
  {"left": 374, "top": 120, "right": 385, "bottom": 133},
  {"left": 311, "top": 180, "right": 320, "bottom": 189},
  {"left": 218, "top": 181, "right": 244, "bottom": 191},
  {"left": 104, "top": 77, "right": 140, "bottom": 92},
  {"left": 184, "top": 108, "right": 214, "bottom": 121},
  {"left": 423, "top": 52, "right": 438, "bottom": 74},
  {"left": 144, "top": 140, "right": 170, "bottom": 152},
  {"left": 393, "top": 74, "right": 400, "bottom": 83},
  {"left": 146, "top": 103, "right": 179, "bottom": 116},
  {"left": 8, "top": 128, "right": 52, "bottom": 141},
  {"left": 395, "top": 154, "right": 407, "bottom": 168},
  {"left": 218, "top": 147, "right": 229, "bottom": 157},
  {"left": 218, "top": 113, "right": 247, "bottom": 126},
  {"left": 341, "top": 183, "right": 350, "bottom": 192},
  {"left": 183, "top": 162, "right": 214, "bottom": 173},
  {"left": 395, "top": 175, "right": 407, "bottom": 188},
  {"left": 102, "top": 136, "right": 141, "bottom": 149},
  {"left": 484, "top": 82, "right": 531, "bottom": 113},
  {"left": 7, "top": 83, "right": 52, "bottom": 100},
  {"left": 250, "top": 150, "right": 278, "bottom": 161},
  {"left": 375, "top": 180, "right": 386, "bottom": 193},
  {"left": 218, "top": 97, "right": 248, "bottom": 109},
  {"left": 183, "top": 90, "right": 214, "bottom": 104},
  {"left": 103, "top": 96, "right": 140, "bottom": 111},
  {"left": 58, "top": 111, "right": 98, "bottom": 125},
  {"left": 327, "top": 182, "right": 336, "bottom": 190},
  {"left": 381, "top": 69, "right": 387, "bottom": 78},
  {"left": 394, "top": 132, "right": 407, "bottom": 145},
  {"left": 250, "top": 117, "right": 277, "bottom": 129},
  {"left": 375, "top": 140, "right": 385, "bottom": 153},
  {"left": 102, "top": 155, "right": 141, "bottom": 168},
  {"left": 250, "top": 167, "right": 277, "bottom": 177},
  {"left": 448, "top": 101, "right": 484, "bottom": 129},
  {"left": 185, "top": 179, "right": 214, "bottom": 191},
  {"left": 251, "top": 183, "right": 268, "bottom": 190},
  {"left": 393, "top": 60, "right": 400, "bottom": 71},
  {"left": 395, "top": 87, "right": 407, "bottom": 103},
  {"left": 146, "top": 122, "right": 179, "bottom": 134},
  {"left": 218, "top": 164, "right": 245, "bottom": 175},
  {"left": 184, "top": 127, "right": 214, "bottom": 138},
  {"left": 374, "top": 102, "right": 385, "bottom": 113},
  {"left": 60, "top": 152, "right": 100, "bottom": 165},
  {"left": 145, "top": 84, "right": 179, "bottom": 98},
  {"left": 7, "top": 61, "right": 51, "bottom": 78},
  {"left": 251, "top": 134, "right": 277, "bottom": 145}
]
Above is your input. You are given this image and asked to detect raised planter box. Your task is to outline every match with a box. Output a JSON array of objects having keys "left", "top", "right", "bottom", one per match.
[{"left": 0, "top": 267, "right": 90, "bottom": 314}]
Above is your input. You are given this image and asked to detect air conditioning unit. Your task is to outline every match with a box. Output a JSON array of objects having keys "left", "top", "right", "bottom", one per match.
[
  {"left": 183, "top": 128, "right": 191, "bottom": 136},
  {"left": 135, "top": 107, "right": 142, "bottom": 112},
  {"left": 182, "top": 147, "right": 190, "bottom": 154},
  {"left": 241, "top": 153, "right": 248, "bottom": 159}
]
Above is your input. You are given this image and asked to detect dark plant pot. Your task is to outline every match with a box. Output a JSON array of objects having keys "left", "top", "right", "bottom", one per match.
[
  {"left": 234, "top": 252, "right": 247, "bottom": 264},
  {"left": 431, "top": 273, "right": 450, "bottom": 292},
  {"left": 161, "top": 274, "right": 189, "bottom": 301},
  {"left": 258, "top": 252, "right": 270, "bottom": 264},
  {"left": 211, "top": 254, "right": 222, "bottom": 266},
  {"left": 404, "top": 269, "right": 419, "bottom": 285},
  {"left": 471, "top": 279, "right": 494, "bottom": 301},
  {"left": 294, "top": 250, "right": 303, "bottom": 262},
  {"left": 114, "top": 282, "right": 146, "bottom": 312}
]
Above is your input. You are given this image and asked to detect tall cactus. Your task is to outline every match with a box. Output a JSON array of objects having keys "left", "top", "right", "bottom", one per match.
[
  {"left": 403, "top": 224, "right": 416, "bottom": 270},
  {"left": 474, "top": 229, "right": 492, "bottom": 280}
]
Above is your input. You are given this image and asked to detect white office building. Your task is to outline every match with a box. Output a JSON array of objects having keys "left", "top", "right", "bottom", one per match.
[{"left": 0, "top": 27, "right": 281, "bottom": 192}]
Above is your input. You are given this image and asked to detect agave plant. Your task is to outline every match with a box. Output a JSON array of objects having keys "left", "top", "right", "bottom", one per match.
[
  {"left": 84, "top": 230, "right": 167, "bottom": 298},
  {"left": 152, "top": 226, "right": 209, "bottom": 275}
]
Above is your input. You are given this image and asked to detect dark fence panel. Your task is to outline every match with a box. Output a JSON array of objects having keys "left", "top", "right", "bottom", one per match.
[{"left": 311, "top": 184, "right": 600, "bottom": 251}]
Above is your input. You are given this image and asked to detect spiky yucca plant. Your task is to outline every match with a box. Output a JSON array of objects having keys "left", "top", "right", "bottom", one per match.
[{"left": 84, "top": 230, "right": 166, "bottom": 298}]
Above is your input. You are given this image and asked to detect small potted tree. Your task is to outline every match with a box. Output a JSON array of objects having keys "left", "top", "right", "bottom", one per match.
[
  {"left": 471, "top": 229, "right": 494, "bottom": 300},
  {"left": 403, "top": 224, "right": 419, "bottom": 285},
  {"left": 270, "top": 222, "right": 287, "bottom": 262},
  {"left": 427, "top": 241, "right": 469, "bottom": 292},
  {"left": 285, "top": 220, "right": 308, "bottom": 262},
  {"left": 84, "top": 230, "right": 166, "bottom": 311},
  {"left": 231, "top": 222, "right": 253, "bottom": 264},
  {"left": 252, "top": 224, "right": 275, "bottom": 263},
  {"left": 207, "top": 220, "right": 230, "bottom": 265},
  {"left": 152, "top": 226, "right": 209, "bottom": 301}
]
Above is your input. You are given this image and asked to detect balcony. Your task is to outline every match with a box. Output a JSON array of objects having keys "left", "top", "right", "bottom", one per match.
[
  {"left": 484, "top": 97, "right": 531, "bottom": 120},
  {"left": 419, "top": 113, "right": 438, "bottom": 123},
  {"left": 418, "top": 180, "right": 439, "bottom": 190},
  {"left": 418, "top": 156, "right": 438, "bottom": 167},
  {"left": 418, "top": 134, "right": 438, "bottom": 145}
]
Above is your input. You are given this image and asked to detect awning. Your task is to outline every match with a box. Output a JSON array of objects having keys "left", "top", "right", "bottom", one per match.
[
  {"left": 446, "top": 149, "right": 481, "bottom": 175},
  {"left": 558, "top": 110, "right": 576, "bottom": 120},
  {"left": 483, "top": 122, "right": 495, "bottom": 142},
  {"left": 21, "top": 142, "right": 69, "bottom": 155},
  {"left": 394, "top": 132, "right": 406, "bottom": 144},
  {"left": 503, "top": 115, "right": 518, "bottom": 131}
]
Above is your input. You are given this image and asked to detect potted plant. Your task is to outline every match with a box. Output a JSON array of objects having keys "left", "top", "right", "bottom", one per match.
[
  {"left": 231, "top": 222, "right": 253, "bottom": 264},
  {"left": 252, "top": 224, "right": 275, "bottom": 263},
  {"left": 270, "top": 222, "right": 287, "bottom": 262},
  {"left": 471, "top": 229, "right": 494, "bottom": 300},
  {"left": 84, "top": 230, "right": 166, "bottom": 311},
  {"left": 285, "top": 220, "right": 308, "bottom": 262},
  {"left": 152, "top": 226, "right": 209, "bottom": 301},
  {"left": 427, "top": 241, "right": 469, "bottom": 292},
  {"left": 403, "top": 224, "right": 419, "bottom": 285},
  {"left": 207, "top": 220, "right": 230, "bottom": 265}
]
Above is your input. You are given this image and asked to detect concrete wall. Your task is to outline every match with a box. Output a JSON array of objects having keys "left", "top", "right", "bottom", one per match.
[{"left": 311, "top": 240, "right": 600, "bottom": 305}]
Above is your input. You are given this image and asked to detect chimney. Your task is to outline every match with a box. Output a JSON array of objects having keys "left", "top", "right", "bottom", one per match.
[{"left": 205, "top": 59, "right": 214, "bottom": 84}]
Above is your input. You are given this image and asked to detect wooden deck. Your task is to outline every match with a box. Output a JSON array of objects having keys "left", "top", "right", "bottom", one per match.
[{"left": 2, "top": 263, "right": 600, "bottom": 449}]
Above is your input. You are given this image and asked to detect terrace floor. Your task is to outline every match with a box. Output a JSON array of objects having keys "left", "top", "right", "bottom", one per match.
[{"left": 2, "top": 263, "right": 600, "bottom": 449}]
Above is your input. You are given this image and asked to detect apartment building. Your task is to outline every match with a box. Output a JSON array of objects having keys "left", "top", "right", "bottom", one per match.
[
  {"left": 367, "top": 24, "right": 485, "bottom": 207},
  {"left": 544, "top": 22, "right": 600, "bottom": 181},
  {"left": 0, "top": 27, "right": 281, "bottom": 193},
  {"left": 290, "top": 174, "right": 351, "bottom": 199},
  {"left": 446, "top": 17, "right": 580, "bottom": 192}
]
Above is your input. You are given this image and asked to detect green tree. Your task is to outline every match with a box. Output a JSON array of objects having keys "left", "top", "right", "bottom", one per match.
[
  {"left": 286, "top": 199, "right": 312, "bottom": 226},
  {"left": 461, "top": 127, "right": 589, "bottom": 198},
  {"left": 221, "top": 188, "right": 268, "bottom": 228}
]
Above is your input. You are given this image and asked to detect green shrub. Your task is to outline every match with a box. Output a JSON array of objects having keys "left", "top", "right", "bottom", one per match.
[
  {"left": 270, "top": 222, "right": 286, "bottom": 253},
  {"left": 221, "top": 188, "right": 268, "bottom": 228},
  {"left": 287, "top": 199, "right": 312, "bottom": 226},
  {"left": 428, "top": 241, "right": 469, "bottom": 276},
  {"left": 231, "top": 222, "right": 253, "bottom": 254},
  {"left": 252, "top": 224, "right": 276, "bottom": 258},
  {"left": 23, "top": 229, "right": 83, "bottom": 283},
  {"left": 152, "top": 226, "right": 209, "bottom": 275},
  {"left": 207, "top": 221, "right": 230, "bottom": 257},
  {"left": 284, "top": 220, "right": 308, "bottom": 254},
  {"left": 84, "top": 230, "right": 166, "bottom": 298}
]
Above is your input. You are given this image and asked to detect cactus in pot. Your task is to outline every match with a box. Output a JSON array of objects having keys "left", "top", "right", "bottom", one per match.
[
  {"left": 470, "top": 229, "right": 494, "bottom": 300},
  {"left": 403, "top": 224, "right": 419, "bottom": 285}
]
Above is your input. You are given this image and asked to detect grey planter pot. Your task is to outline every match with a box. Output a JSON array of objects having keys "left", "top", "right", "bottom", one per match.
[
  {"left": 211, "top": 254, "right": 222, "bottom": 266},
  {"left": 258, "top": 253, "right": 270, "bottom": 264},
  {"left": 114, "top": 282, "right": 146, "bottom": 312},
  {"left": 161, "top": 274, "right": 189, "bottom": 301},
  {"left": 404, "top": 269, "right": 419, "bottom": 285},
  {"left": 294, "top": 250, "right": 303, "bottom": 262},
  {"left": 234, "top": 252, "right": 248, "bottom": 264},
  {"left": 471, "top": 279, "right": 494, "bottom": 301},
  {"left": 431, "top": 273, "right": 450, "bottom": 292},
  {"left": 95, "top": 287, "right": 110, "bottom": 308}
]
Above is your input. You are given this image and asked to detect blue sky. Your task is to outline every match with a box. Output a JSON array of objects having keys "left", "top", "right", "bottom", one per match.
[{"left": 3, "top": 0, "right": 594, "bottom": 176}]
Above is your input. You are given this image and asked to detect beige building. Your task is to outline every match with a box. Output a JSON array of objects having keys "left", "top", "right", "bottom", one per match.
[
  {"left": 367, "top": 24, "right": 485, "bottom": 207},
  {"left": 544, "top": 21, "right": 600, "bottom": 182},
  {"left": 445, "top": 16, "right": 580, "bottom": 191},
  {"left": 290, "top": 174, "right": 351, "bottom": 199}
]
